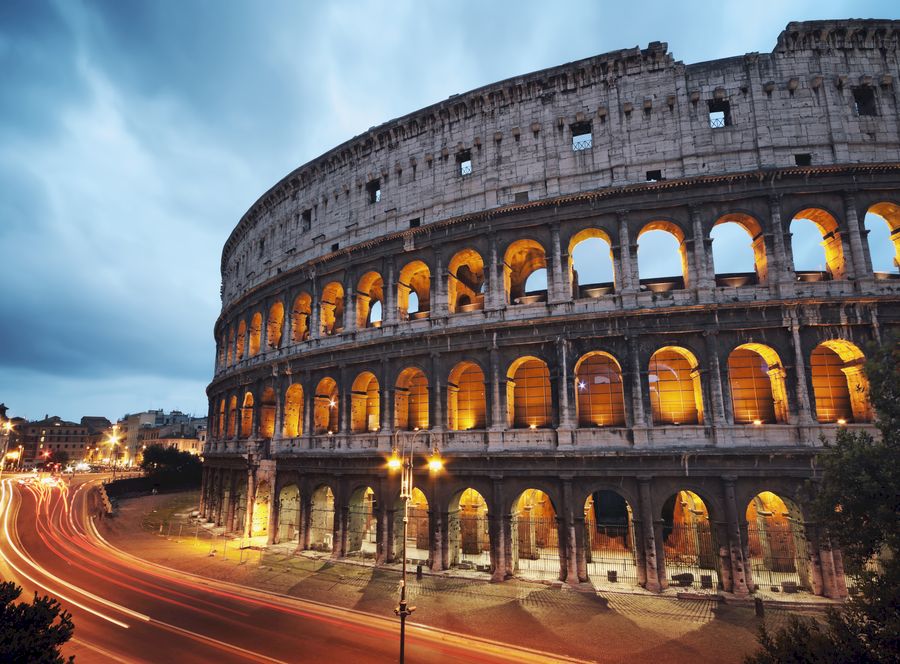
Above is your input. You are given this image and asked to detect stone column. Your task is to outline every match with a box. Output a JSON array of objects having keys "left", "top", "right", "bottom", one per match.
[
  {"left": 626, "top": 336, "right": 647, "bottom": 427},
  {"left": 722, "top": 476, "right": 750, "bottom": 595},
  {"left": 266, "top": 478, "right": 279, "bottom": 545},
  {"left": 273, "top": 377, "right": 285, "bottom": 441},
  {"left": 432, "top": 249, "right": 448, "bottom": 318},
  {"left": 768, "top": 195, "right": 793, "bottom": 295},
  {"left": 561, "top": 479, "right": 579, "bottom": 584},
  {"left": 302, "top": 374, "right": 313, "bottom": 440},
  {"left": 488, "top": 347, "right": 503, "bottom": 432},
  {"left": 637, "top": 477, "right": 662, "bottom": 591},
  {"left": 548, "top": 222, "right": 568, "bottom": 304},
  {"left": 616, "top": 210, "right": 638, "bottom": 294},
  {"left": 842, "top": 362, "right": 872, "bottom": 422},
  {"left": 430, "top": 352, "right": 444, "bottom": 432},
  {"left": 703, "top": 331, "right": 727, "bottom": 434},
  {"left": 556, "top": 338, "right": 575, "bottom": 430},
  {"left": 281, "top": 294, "right": 292, "bottom": 347},
  {"left": 690, "top": 205, "right": 715, "bottom": 290},
  {"left": 437, "top": 509, "right": 449, "bottom": 572},
  {"left": 490, "top": 478, "right": 507, "bottom": 582},
  {"left": 380, "top": 359, "right": 393, "bottom": 434},
  {"left": 789, "top": 319, "right": 814, "bottom": 424},
  {"left": 243, "top": 468, "right": 256, "bottom": 538},
  {"left": 843, "top": 193, "right": 872, "bottom": 282},
  {"left": 199, "top": 466, "right": 208, "bottom": 518},
  {"left": 338, "top": 366, "right": 349, "bottom": 435},
  {"left": 384, "top": 257, "right": 398, "bottom": 325},
  {"left": 299, "top": 492, "right": 312, "bottom": 551},
  {"left": 343, "top": 274, "right": 356, "bottom": 333},
  {"left": 488, "top": 234, "right": 505, "bottom": 310},
  {"left": 309, "top": 280, "right": 321, "bottom": 340}
]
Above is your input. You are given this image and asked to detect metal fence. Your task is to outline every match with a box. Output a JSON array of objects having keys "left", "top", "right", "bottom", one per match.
[
  {"left": 513, "top": 515, "right": 560, "bottom": 581},
  {"left": 449, "top": 510, "right": 491, "bottom": 572},
  {"left": 746, "top": 522, "right": 806, "bottom": 592},
  {"left": 346, "top": 504, "right": 377, "bottom": 557},
  {"left": 662, "top": 523, "right": 720, "bottom": 592},
  {"left": 585, "top": 523, "right": 639, "bottom": 587}
]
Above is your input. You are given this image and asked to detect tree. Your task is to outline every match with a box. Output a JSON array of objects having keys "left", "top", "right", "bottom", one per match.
[
  {"left": 47, "top": 449, "right": 69, "bottom": 466},
  {"left": 140, "top": 444, "right": 200, "bottom": 474},
  {"left": 0, "top": 582, "right": 74, "bottom": 664},
  {"left": 746, "top": 335, "right": 900, "bottom": 664}
]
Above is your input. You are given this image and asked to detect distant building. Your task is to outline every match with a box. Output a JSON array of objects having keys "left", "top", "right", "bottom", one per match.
[{"left": 21, "top": 416, "right": 90, "bottom": 463}]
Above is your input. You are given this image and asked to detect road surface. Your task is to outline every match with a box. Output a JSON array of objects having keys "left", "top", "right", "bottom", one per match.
[{"left": 0, "top": 476, "right": 580, "bottom": 663}]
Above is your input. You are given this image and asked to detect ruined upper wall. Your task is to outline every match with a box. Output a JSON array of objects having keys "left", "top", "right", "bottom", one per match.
[{"left": 220, "top": 19, "right": 900, "bottom": 307}]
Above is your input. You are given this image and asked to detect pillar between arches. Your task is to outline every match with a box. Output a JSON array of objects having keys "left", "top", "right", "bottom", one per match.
[
  {"left": 637, "top": 477, "right": 662, "bottom": 592},
  {"left": 266, "top": 477, "right": 279, "bottom": 546},
  {"left": 722, "top": 477, "right": 750, "bottom": 596},
  {"left": 561, "top": 479, "right": 579, "bottom": 584}
]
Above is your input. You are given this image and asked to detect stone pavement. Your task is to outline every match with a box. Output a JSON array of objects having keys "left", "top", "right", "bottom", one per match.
[{"left": 100, "top": 491, "right": 831, "bottom": 664}]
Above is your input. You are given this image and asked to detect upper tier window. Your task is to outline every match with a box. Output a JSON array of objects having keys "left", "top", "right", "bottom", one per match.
[
  {"left": 852, "top": 87, "right": 877, "bottom": 117},
  {"left": 571, "top": 121, "right": 592, "bottom": 151},
  {"left": 708, "top": 99, "right": 731, "bottom": 128},
  {"left": 457, "top": 150, "right": 472, "bottom": 176},
  {"left": 366, "top": 179, "right": 381, "bottom": 204}
]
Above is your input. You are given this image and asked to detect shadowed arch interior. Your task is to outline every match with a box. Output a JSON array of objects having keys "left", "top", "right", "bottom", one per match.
[
  {"left": 448, "top": 249, "right": 485, "bottom": 313},
  {"left": 248, "top": 312, "right": 262, "bottom": 356},
  {"left": 266, "top": 301, "right": 284, "bottom": 348},
  {"left": 291, "top": 292, "right": 312, "bottom": 342},
  {"left": 356, "top": 271, "right": 384, "bottom": 328},
  {"left": 319, "top": 282, "right": 344, "bottom": 336}
]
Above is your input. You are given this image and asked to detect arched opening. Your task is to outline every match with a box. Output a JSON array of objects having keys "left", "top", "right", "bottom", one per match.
[
  {"left": 259, "top": 387, "right": 276, "bottom": 438},
  {"left": 236, "top": 320, "right": 247, "bottom": 361},
  {"left": 313, "top": 378, "right": 339, "bottom": 434},
  {"left": 584, "top": 490, "right": 638, "bottom": 588},
  {"left": 506, "top": 357, "right": 552, "bottom": 429},
  {"left": 282, "top": 384, "right": 304, "bottom": 438},
  {"left": 250, "top": 480, "right": 270, "bottom": 537},
  {"left": 227, "top": 396, "right": 237, "bottom": 437},
  {"left": 217, "top": 399, "right": 225, "bottom": 437},
  {"left": 637, "top": 222, "right": 688, "bottom": 291},
  {"left": 356, "top": 271, "right": 384, "bottom": 328},
  {"left": 350, "top": 372, "right": 380, "bottom": 433},
  {"left": 511, "top": 489, "right": 560, "bottom": 581},
  {"left": 447, "top": 488, "right": 490, "bottom": 572},
  {"left": 865, "top": 203, "right": 900, "bottom": 278},
  {"left": 346, "top": 487, "right": 377, "bottom": 558},
  {"left": 728, "top": 344, "right": 789, "bottom": 424},
  {"left": 319, "top": 282, "right": 344, "bottom": 336},
  {"left": 575, "top": 352, "right": 626, "bottom": 427},
  {"left": 393, "top": 487, "right": 429, "bottom": 564},
  {"left": 398, "top": 260, "right": 431, "bottom": 320},
  {"left": 248, "top": 312, "right": 262, "bottom": 356},
  {"left": 648, "top": 347, "right": 704, "bottom": 425},
  {"left": 291, "top": 293, "right": 312, "bottom": 342},
  {"left": 790, "top": 208, "right": 845, "bottom": 281},
  {"left": 448, "top": 249, "right": 485, "bottom": 313},
  {"left": 231, "top": 485, "right": 246, "bottom": 535},
  {"left": 226, "top": 328, "right": 235, "bottom": 365},
  {"left": 217, "top": 335, "right": 226, "bottom": 368},
  {"left": 504, "top": 239, "right": 547, "bottom": 304},
  {"left": 447, "top": 361, "right": 486, "bottom": 431},
  {"left": 267, "top": 301, "right": 284, "bottom": 348},
  {"left": 711, "top": 215, "right": 767, "bottom": 287},
  {"left": 277, "top": 484, "right": 300, "bottom": 544},
  {"left": 307, "top": 485, "right": 335, "bottom": 552},
  {"left": 394, "top": 367, "right": 429, "bottom": 431},
  {"left": 240, "top": 392, "right": 254, "bottom": 438},
  {"left": 811, "top": 340, "right": 871, "bottom": 423},
  {"left": 661, "top": 490, "right": 719, "bottom": 591},
  {"left": 746, "top": 491, "right": 810, "bottom": 592},
  {"left": 569, "top": 229, "right": 616, "bottom": 298}
]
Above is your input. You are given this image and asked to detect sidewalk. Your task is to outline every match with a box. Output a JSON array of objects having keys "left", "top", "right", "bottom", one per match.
[{"left": 100, "top": 491, "right": 830, "bottom": 664}]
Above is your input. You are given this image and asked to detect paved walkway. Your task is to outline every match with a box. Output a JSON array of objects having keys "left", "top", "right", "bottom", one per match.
[{"left": 100, "top": 491, "right": 831, "bottom": 664}]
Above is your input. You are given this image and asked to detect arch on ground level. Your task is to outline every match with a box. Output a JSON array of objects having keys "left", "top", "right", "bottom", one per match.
[
  {"left": 448, "top": 249, "right": 485, "bottom": 313},
  {"left": 447, "top": 488, "right": 490, "bottom": 572},
  {"left": 711, "top": 214, "right": 768, "bottom": 286},
  {"left": 448, "top": 361, "right": 486, "bottom": 431},
  {"left": 259, "top": 387, "right": 276, "bottom": 438},
  {"left": 240, "top": 392, "right": 254, "bottom": 438},
  {"left": 313, "top": 378, "right": 339, "bottom": 434},
  {"left": 574, "top": 351, "right": 626, "bottom": 427},
  {"left": 282, "top": 383, "right": 304, "bottom": 438},
  {"left": 568, "top": 228, "right": 616, "bottom": 298},
  {"left": 395, "top": 367, "right": 429, "bottom": 431},
  {"left": 790, "top": 208, "right": 845, "bottom": 280},
  {"left": 319, "top": 282, "right": 345, "bottom": 336},
  {"left": 250, "top": 480, "right": 271, "bottom": 537},
  {"left": 217, "top": 399, "right": 225, "bottom": 437},
  {"left": 660, "top": 490, "right": 720, "bottom": 591},
  {"left": 745, "top": 491, "right": 811, "bottom": 592},
  {"left": 231, "top": 484, "right": 246, "bottom": 534},
  {"left": 393, "top": 487, "right": 429, "bottom": 563},
  {"left": 398, "top": 260, "right": 431, "bottom": 320},
  {"left": 648, "top": 346, "right": 704, "bottom": 425},
  {"left": 226, "top": 327, "right": 235, "bottom": 365},
  {"left": 277, "top": 484, "right": 301, "bottom": 544},
  {"left": 511, "top": 489, "right": 560, "bottom": 581},
  {"left": 267, "top": 301, "right": 284, "bottom": 348},
  {"left": 504, "top": 239, "right": 547, "bottom": 304},
  {"left": 307, "top": 485, "right": 335, "bottom": 552},
  {"left": 810, "top": 340, "right": 871, "bottom": 423},
  {"left": 236, "top": 320, "right": 247, "bottom": 360},
  {"left": 346, "top": 486, "right": 377, "bottom": 557},
  {"left": 506, "top": 356, "right": 552, "bottom": 429},
  {"left": 356, "top": 271, "right": 384, "bottom": 328},
  {"left": 865, "top": 203, "right": 900, "bottom": 276},
  {"left": 728, "top": 344, "right": 789, "bottom": 424},
  {"left": 584, "top": 490, "right": 639, "bottom": 588},
  {"left": 291, "top": 292, "right": 312, "bottom": 342},
  {"left": 248, "top": 312, "right": 262, "bottom": 356},
  {"left": 351, "top": 371, "right": 380, "bottom": 433},
  {"left": 227, "top": 396, "right": 238, "bottom": 437},
  {"left": 637, "top": 221, "right": 689, "bottom": 289}
]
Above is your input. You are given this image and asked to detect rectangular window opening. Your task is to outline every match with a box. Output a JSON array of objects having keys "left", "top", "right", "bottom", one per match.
[
  {"left": 456, "top": 150, "right": 472, "bottom": 176},
  {"left": 514, "top": 191, "right": 529, "bottom": 204},
  {"left": 571, "top": 121, "right": 593, "bottom": 151},
  {"left": 794, "top": 153, "right": 812, "bottom": 166},
  {"left": 409, "top": 218, "right": 421, "bottom": 228},
  {"left": 301, "top": 209, "right": 312, "bottom": 232},
  {"left": 331, "top": 243, "right": 340, "bottom": 253},
  {"left": 852, "top": 87, "right": 877, "bottom": 117},
  {"left": 366, "top": 179, "right": 381, "bottom": 204},
  {"left": 707, "top": 99, "right": 731, "bottom": 128},
  {"left": 646, "top": 170, "right": 663, "bottom": 182}
]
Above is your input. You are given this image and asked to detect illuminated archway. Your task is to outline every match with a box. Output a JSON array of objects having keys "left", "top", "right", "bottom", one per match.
[
  {"left": 574, "top": 352, "right": 625, "bottom": 427},
  {"left": 711, "top": 214, "right": 767, "bottom": 286},
  {"left": 746, "top": 491, "right": 810, "bottom": 592},
  {"left": 506, "top": 356, "right": 552, "bottom": 429},
  {"left": 637, "top": 222, "right": 688, "bottom": 289},
  {"left": 236, "top": 320, "right": 247, "bottom": 360},
  {"left": 277, "top": 484, "right": 300, "bottom": 544},
  {"left": 790, "top": 208, "right": 845, "bottom": 280},
  {"left": 319, "top": 282, "right": 344, "bottom": 336},
  {"left": 648, "top": 347, "right": 704, "bottom": 425},
  {"left": 448, "top": 488, "right": 490, "bottom": 571},
  {"left": 307, "top": 485, "right": 335, "bottom": 552},
  {"left": 240, "top": 392, "right": 254, "bottom": 438},
  {"left": 248, "top": 312, "right": 262, "bottom": 356},
  {"left": 267, "top": 301, "right": 284, "bottom": 348},
  {"left": 866, "top": 203, "right": 900, "bottom": 276},
  {"left": 259, "top": 387, "right": 276, "bottom": 438},
  {"left": 448, "top": 361, "right": 486, "bottom": 430},
  {"left": 393, "top": 488, "right": 429, "bottom": 563},
  {"left": 584, "top": 490, "right": 638, "bottom": 587},
  {"left": 728, "top": 344, "right": 788, "bottom": 423},
  {"left": 356, "top": 271, "right": 384, "bottom": 328},
  {"left": 395, "top": 367, "right": 429, "bottom": 431},
  {"left": 660, "top": 490, "right": 719, "bottom": 591},
  {"left": 448, "top": 249, "right": 485, "bottom": 313},
  {"left": 350, "top": 372, "right": 380, "bottom": 433},
  {"left": 398, "top": 261, "right": 431, "bottom": 320},
  {"left": 227, "top": 396, "right": 238, "bottom": 437},
  {"left": 251, "top": 480, "right": 270, "bottom": 537},
  {"left": 504, "top": 239, "right": 547, "bottom": 304},
  {"left": 811, "top": 340, "right": 871, "bottom": 423},
  {"left": 313, "top": 377, "right": 339, "bottom": 434},
  {"left": 511, "top": 489, "right": 560, "bottom": 581},
  {"left": 282, "top": 383, "right": 304, "bottom": 438},
  {"left": 568, "top": 229, "right": 615, "bottom": 297},
  {"left": 346, "top": 486, "right": 377, "bottom": 557},
  {"left": 226, "top": 327, "right": 235, "bottom": 365},
  {"left": 291, "top": 292, "right": 312, "bottom": 342},
  {"left": 217, "top": 399, "right": 225, "bottom": 437}
]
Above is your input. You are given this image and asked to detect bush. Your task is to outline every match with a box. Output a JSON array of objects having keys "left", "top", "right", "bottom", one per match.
[{"left": 0, "top": 582, "right": 74, "bottom": 664}]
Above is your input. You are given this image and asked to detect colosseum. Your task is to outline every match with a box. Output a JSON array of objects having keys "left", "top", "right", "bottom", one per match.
[{"left": 201, "top": 19, "right": 900, "bottom": 599}]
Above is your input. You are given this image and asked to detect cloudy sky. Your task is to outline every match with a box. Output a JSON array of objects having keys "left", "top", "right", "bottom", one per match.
[{"left": 1, "top": 0, "right": 897, "bottom": 422}]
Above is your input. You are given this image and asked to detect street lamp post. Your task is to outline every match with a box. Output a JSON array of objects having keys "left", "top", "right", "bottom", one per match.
[
  {"left": 105, "top": 424, "right": 121, "bottom": 481},
  {"left": 387, "top": 429, "right": 443, "bottom": 664},
  {"left": 0, "top": 420, "right": 13, "bottom": 481}
]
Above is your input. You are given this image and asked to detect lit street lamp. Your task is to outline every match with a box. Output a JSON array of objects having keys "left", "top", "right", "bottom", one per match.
[
  {"left": 105, "top": 424, "right": 122, "bottom": 480},
  {"left": 0, "top": 419, "right": 14, "bottom": 481},
  {"left": 387, "top": 429, "right": 443, "bottom": 664}
]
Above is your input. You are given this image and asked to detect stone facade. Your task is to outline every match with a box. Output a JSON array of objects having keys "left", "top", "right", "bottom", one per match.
[{"left": 202, "top": 21, "right": 900, "bottom": 598}]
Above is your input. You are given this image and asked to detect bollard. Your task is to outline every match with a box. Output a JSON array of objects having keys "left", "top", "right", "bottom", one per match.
[
  {"left": 754, "top": 597, "right": 765, "bottom": 618},
  {"left": 416, "top": 564, "right": 423, "bottom": 581},
  {"left": 159, "top": 523, "right": 164, "bottom": 535}
]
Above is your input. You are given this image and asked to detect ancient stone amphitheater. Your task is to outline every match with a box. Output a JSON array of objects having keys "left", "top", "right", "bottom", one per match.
[{"left": 201, "top": 20, "right": 900, "bottom": 598}]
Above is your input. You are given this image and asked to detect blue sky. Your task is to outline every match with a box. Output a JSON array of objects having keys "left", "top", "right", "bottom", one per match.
[{"left": 1, "top": 0, "right": 897, "bottom": 422}]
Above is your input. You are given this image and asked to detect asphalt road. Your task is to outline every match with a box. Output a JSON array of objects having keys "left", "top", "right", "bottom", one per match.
[{"left": 0, "top": 476, "right": 579, "bottom": 663}]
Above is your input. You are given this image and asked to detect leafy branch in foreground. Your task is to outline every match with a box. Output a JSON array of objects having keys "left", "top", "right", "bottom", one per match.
[{"left": 0, "top": 581, "right": 75, "bottom": 664}]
